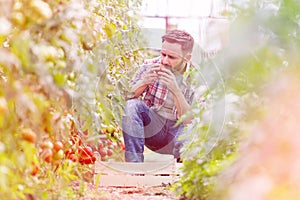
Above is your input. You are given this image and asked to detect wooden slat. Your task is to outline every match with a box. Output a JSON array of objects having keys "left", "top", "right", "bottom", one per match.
[
  {"left": 94, "top": 174, "right": 180, "bottom": 186},
  {"left": 144, "top": 153, "right": 175, "bottom": 162},
  {"left": 93, "top": 157, "right": 183, "bottom": 186},
  {"left": 95, "top": 161, "right": 176, "bottom": 175}
]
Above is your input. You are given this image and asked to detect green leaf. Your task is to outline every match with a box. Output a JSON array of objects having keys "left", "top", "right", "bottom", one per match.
[
  {"left": 104, "top": 23, "right": 116, "bottom": 38},
  {"left": 53, "top": 72, "right": 66, "bottom": 86}
]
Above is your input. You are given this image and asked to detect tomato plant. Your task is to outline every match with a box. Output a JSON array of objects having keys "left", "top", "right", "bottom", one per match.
[{"left": 0, "top": 0, "right": 143, "bottom": 199}]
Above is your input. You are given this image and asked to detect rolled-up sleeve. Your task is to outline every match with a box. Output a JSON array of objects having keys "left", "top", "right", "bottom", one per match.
[{"left": 129, "top": 64, "right": 148, "bottom": 87}]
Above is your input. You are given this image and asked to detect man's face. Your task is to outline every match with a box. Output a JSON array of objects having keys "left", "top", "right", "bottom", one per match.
[{"left": 160, "top": 41, "right": 190, "bottom": 74}]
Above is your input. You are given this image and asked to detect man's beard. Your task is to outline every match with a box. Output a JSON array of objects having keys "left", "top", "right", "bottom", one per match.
[{"left": 172, "top": 58, "right": 185, "bottom": 73}]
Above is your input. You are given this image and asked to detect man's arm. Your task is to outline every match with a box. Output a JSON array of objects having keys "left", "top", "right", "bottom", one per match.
[
  {"left": 130, "top": 80, "right": 148, "bottom": 98},
  {"left": 156, "top": 67, "right": 193, "bottom": 124},
  {"left": 172, "top": 89, "right": 193, "bottom": 124},
  {"left": 130, "top": 67, "right": 159, "bottom": 98}
]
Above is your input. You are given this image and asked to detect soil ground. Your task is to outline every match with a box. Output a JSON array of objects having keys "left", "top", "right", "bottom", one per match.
[
  {"left": 73, "top": 181, "right": 180, "bottom": 200},
  {"left": 75, "top": 150, "right": 182, "bottom": 200}
]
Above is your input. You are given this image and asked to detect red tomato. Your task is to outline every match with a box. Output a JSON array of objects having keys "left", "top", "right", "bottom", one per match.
[
  {"left": 65, "top": 149, "right": 74, "bottom": 158},
  {"left": 120, "top": 143, "right": 125, "bottom": 151},
  {"left": 106, "top": 140, "right": 113, "bottom": 146},
  {"left": 68, "top": 153, "right": 78, "bottom": 162},
  {"left": 71, "top": 134, "right": 82, "bottom": 146},
  {"left": 98, "top": 142, "right": 104, "bottom": 149},
  {"left": 40, "top": 149, "right": 53, "bottom": 163},
  {"left": 78, "top": 146, "right": 93, "bottom": 158},
  {"left": 54, "top": 141, "right": 64, "bottom": 152},
  {"left": 99, "top": 148, "right": 107, "bottom": 157},
  {"left": 107, "top": 149, "right": 113, "bottom": 157},
  {"left": 83, "top": 129, "right": 89, "bottom": 135},
  {"left": 30, "top": 162, "right": 39, "bottom": 176},
  {"left": 112, "top": 143, "right": 118, "bottom": 149},
  {"left": 79, "top": 155, "right": 96, "bottom": 165}
]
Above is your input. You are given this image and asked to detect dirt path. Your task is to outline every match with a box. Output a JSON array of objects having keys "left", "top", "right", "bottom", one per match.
[
  {"left": 72, "top": 181, "right": 180, "bottom": 200},
  {"left": 75, "top": 151, "right": 181, "bottom": 200}
]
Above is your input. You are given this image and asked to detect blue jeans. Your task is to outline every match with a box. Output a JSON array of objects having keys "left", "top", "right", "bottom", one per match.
[{"left": 122, "top": 98, "right": 185, "bottom": 162}]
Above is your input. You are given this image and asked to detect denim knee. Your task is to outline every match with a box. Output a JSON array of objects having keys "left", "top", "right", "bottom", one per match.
[{"left": 123, "top": 98, "right": 143, "bottom": 115}]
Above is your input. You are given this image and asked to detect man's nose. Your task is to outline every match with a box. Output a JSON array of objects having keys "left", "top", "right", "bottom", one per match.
[{"left": 162, "top": 56, "right": 169, "bottom": 65}]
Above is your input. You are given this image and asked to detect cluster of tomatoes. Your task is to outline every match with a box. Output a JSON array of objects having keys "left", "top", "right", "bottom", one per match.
[
  {"left": 39, "top": 140, "right": 64, "bottom": 164},
  {"left": 20, "top": 128, "right": 97, "bottom": 173},
  {"left": 20, "top": 123, "right": 125, "bottom": 176},
  {"left": 64, "top": 134, "right": 96, "bottom": 165},
  {"left": 96, "top": 124, "right": 125, "bottom": 161},
  {"left": 21, "top": 127, "right": 65, "bottom": 165}
]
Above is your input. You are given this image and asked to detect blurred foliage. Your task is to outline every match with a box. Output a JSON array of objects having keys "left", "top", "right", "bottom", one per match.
[
  {"left": 0, "top": 0, "right": 143, "bottom": 199},
  {"left": 172, "top": 0, "right": 300, "bottom": 199},
  {"left": 213, "top": 68, "right": 300, "bottom": 200}
]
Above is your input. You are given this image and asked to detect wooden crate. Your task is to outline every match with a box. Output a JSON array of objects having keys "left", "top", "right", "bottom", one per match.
[{"left": 94, "top": 154, "right": 183, "bottom": 186}]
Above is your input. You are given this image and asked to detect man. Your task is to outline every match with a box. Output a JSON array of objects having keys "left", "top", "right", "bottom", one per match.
[{"left": 122, "top": 29, "right": 195, "bottom": 162}]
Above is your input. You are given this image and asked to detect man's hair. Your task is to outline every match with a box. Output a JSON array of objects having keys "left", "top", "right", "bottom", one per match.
[{"left": 162, "top": 29, "right": 194, "bottom": 54}]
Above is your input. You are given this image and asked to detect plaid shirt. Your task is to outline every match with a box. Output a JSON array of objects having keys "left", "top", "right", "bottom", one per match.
[{"left": 130, "top": 57, "right": 194, "bottom": 118}]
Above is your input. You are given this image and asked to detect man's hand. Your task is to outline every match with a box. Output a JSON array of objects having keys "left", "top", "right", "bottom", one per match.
[
  {"left": 130, "top": 65, "right": 159, "bottom": 97},
  {"left": 141, "top": 66, "right": 159, "bottom": 85},
  {"left": 154, "top": 66, "right": 179, "bottom": 94}
]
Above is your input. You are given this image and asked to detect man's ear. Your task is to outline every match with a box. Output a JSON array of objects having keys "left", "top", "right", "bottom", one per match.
[{"left": 184, "top": 53, "right": 192, "bottom": 61}]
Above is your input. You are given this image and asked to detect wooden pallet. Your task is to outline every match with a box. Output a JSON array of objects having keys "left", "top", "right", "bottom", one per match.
[{"left": 94, "top": 154, "right": 183, "bottom": 186}]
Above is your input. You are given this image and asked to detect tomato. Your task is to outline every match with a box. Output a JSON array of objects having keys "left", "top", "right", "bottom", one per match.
[
  {"left": 41, "top": 141, "right": 54, "bottom": 149},
  {"left": 86, "top": 144, "right": 96, "bottom": 151},
  {"left": 97, "top": 142, "right": 104, "bottom": 149},
  {"left": 106, "top": 140, "right": 113, "bottom": 146},
  {"left": 83, "top": 129, "right": 89, "bottom": 135},
  {"left": 68, "top": 153, "right": 78, "bottom": 162},
  {"left": 107, "top": 149, "right": 113, "bottom": 157},
  {"left": 120, "top": 143, "right": 125, "bottom": 151},
  {"left": 99, "top": 148, "right": 107, "bottom": 157},
  {"left": 40, "top": 148, "right": 53, "bottom": 163},
  {"left": 31, "top": 162, "right": 39, "bottom": 176},
  {"left": 54, "top": 149, "right": 64, "bottom": 160},
  {"left": 54, "top": 141, "right": 64, "bottom": 152},
  {"left": 112, "top": 143, "right": 118, "bottom": 150},
  {"left": 78, "top": 146, "right": 93, "bottom": 158},
  {"left": 79, "top": 155, "right": 96, "bottom": 165},
  {"left": 71, "top": 134, "right": 82, "bottom": 146},
  {"left": 21, "top": 128, "right": 36, "bottom": 143},
  {"left": 76, "top": 145, "right": 96, "bottom": 165},
  {"left": 64, "top": 149, "right": 74, "bottom": 158}
]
